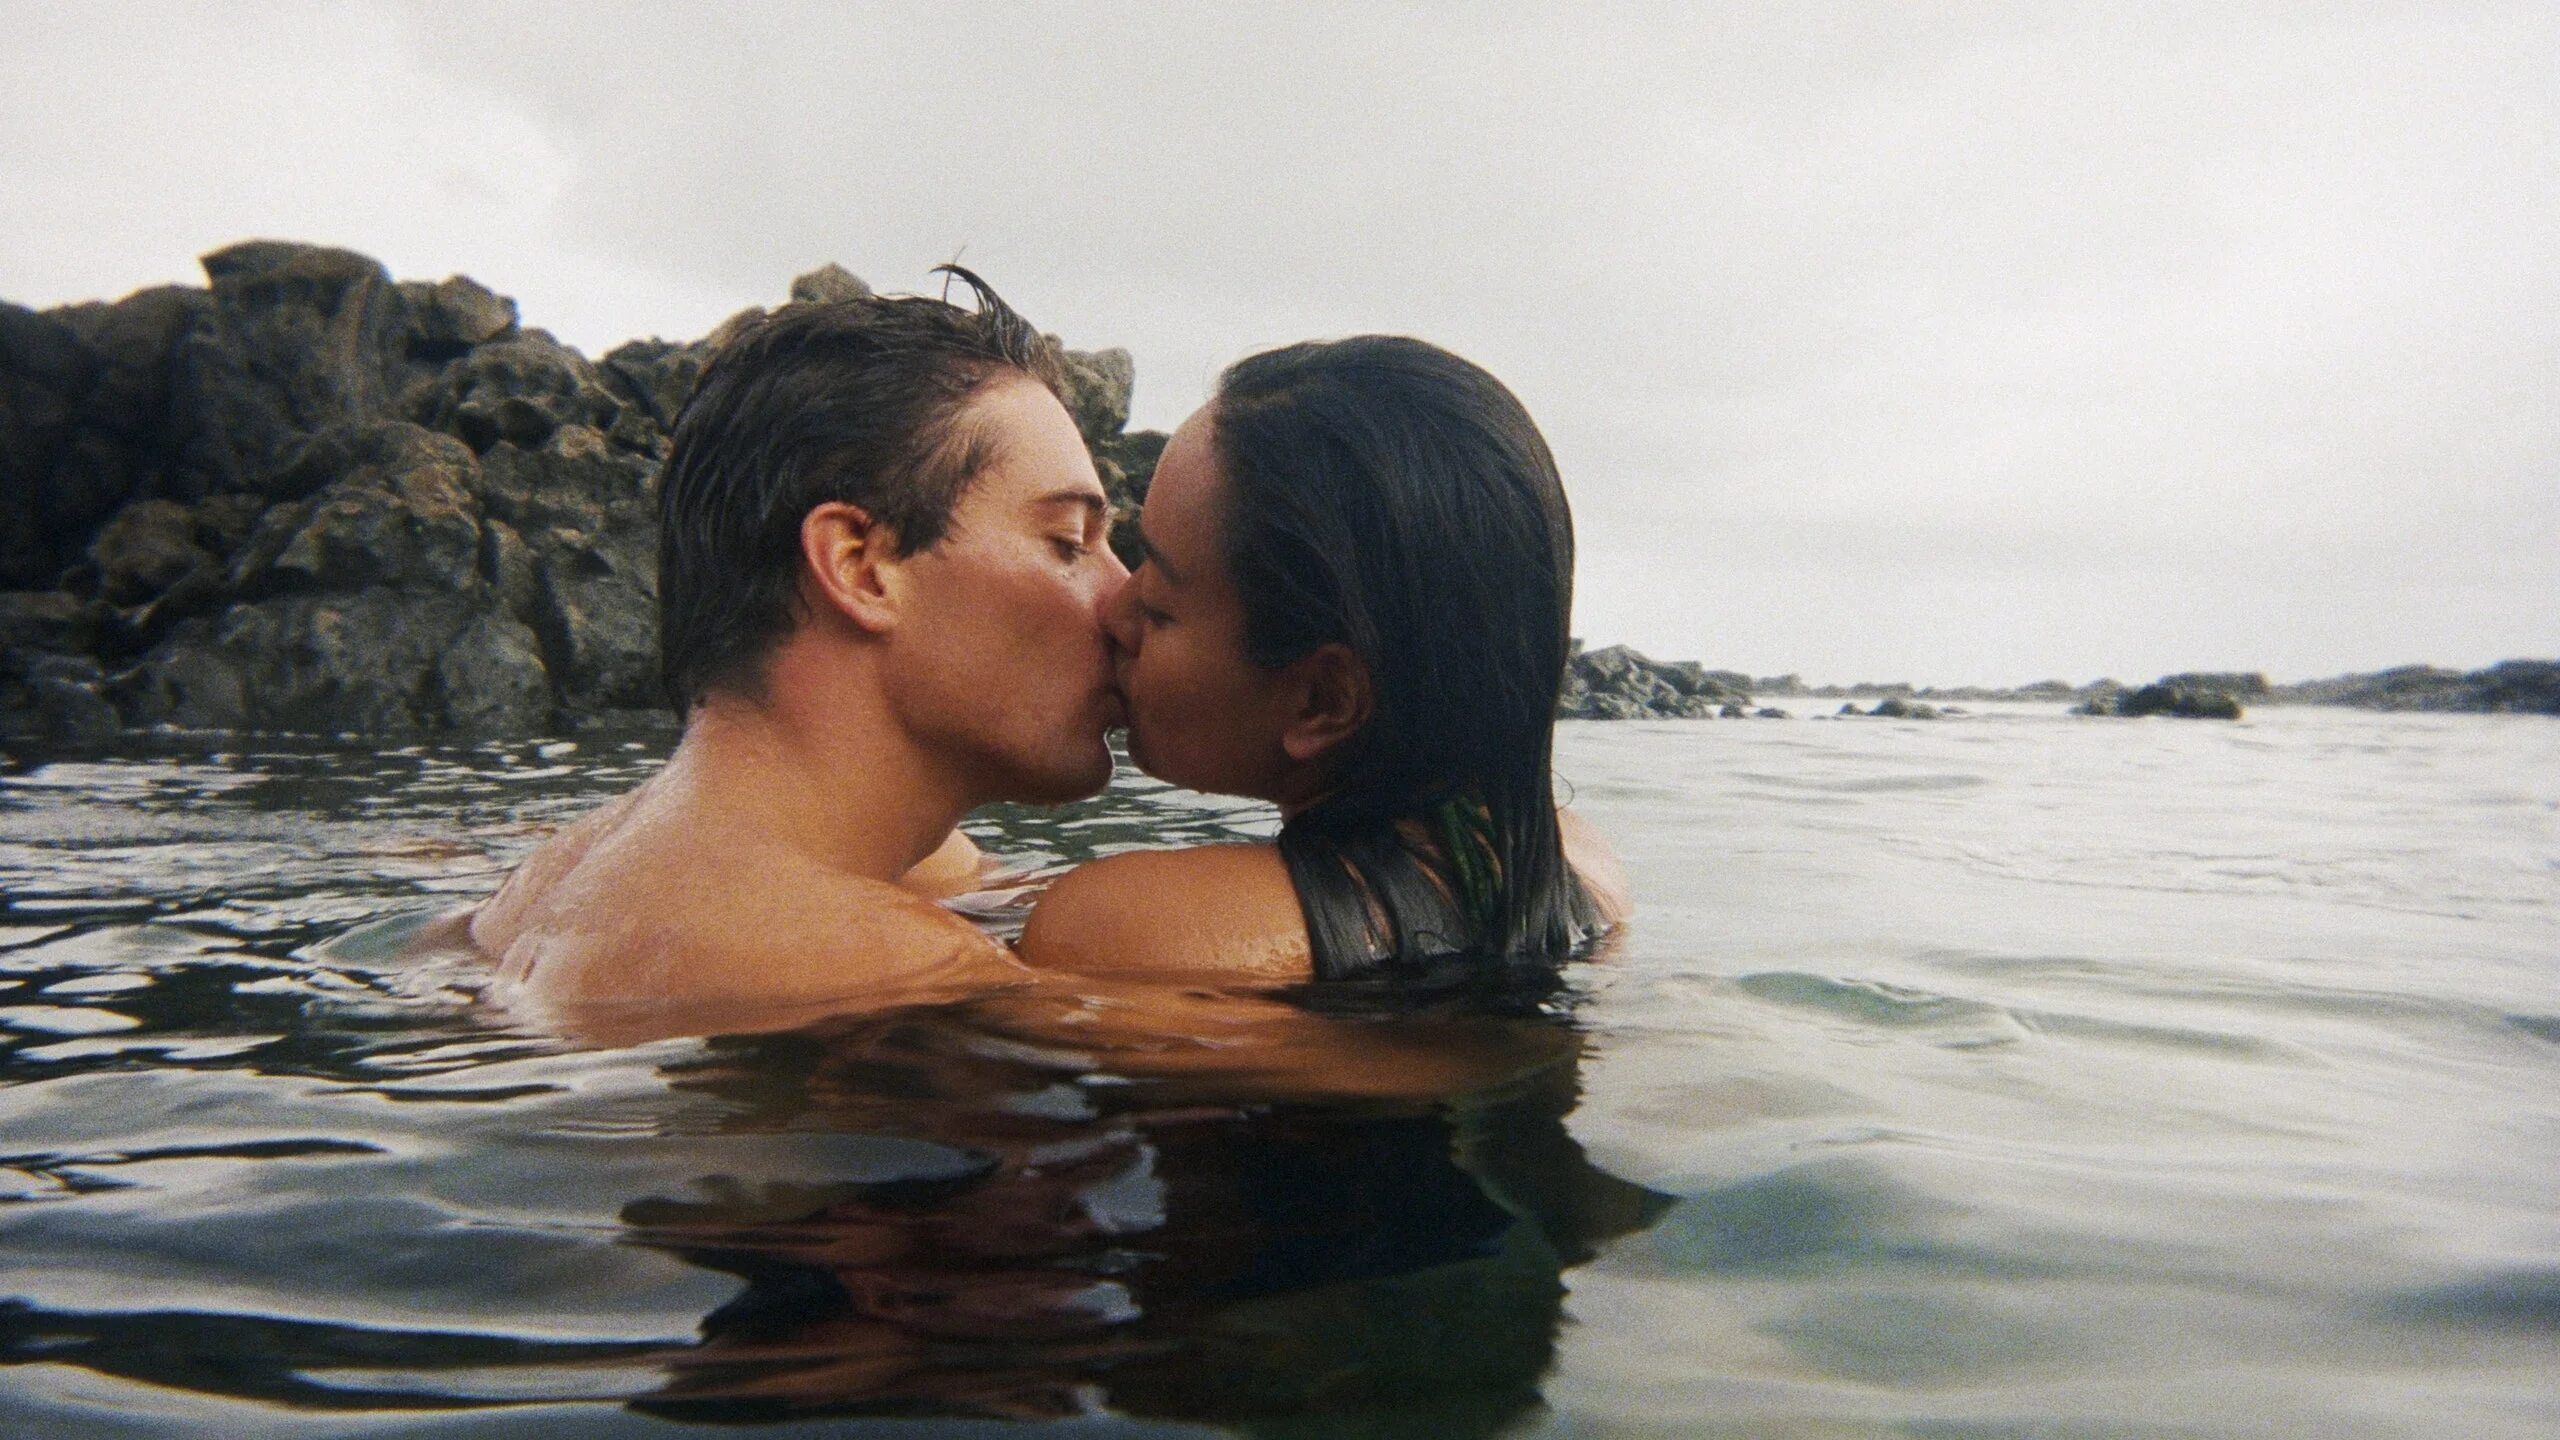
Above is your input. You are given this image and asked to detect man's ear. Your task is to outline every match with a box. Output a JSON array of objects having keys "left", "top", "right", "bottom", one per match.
[
  {"left": 799, "top": 501, "right": 903, "bottom": 634},
  {"left": 1280, "top": 642, "right": 1374, "bottom": 763}
]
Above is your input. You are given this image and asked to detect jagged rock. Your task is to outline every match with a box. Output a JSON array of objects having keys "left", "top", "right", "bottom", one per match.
[
  {"left": 532, "top": 545, "right": 657, "bottom": 710},
  {"left": 1094, "top": 428, "right": 1167, "bottom": 568},
  {"left": 397, "top": 276, "right": 518, "bottom": 360},
  {"left": 1558, "top": 643, "right": 1750, "bottom": 720},
  {"left": 0, "top": 590, "right": 106, "bottom": 656},
  {"left": 2267, "top": 661, "right": 2559, "bottom": 715},
  {"left": 788, "top": 264, "right": 872, "bottom": 305},
  {"left": 2, "top": 245, "right": 1167, "bottom": 735},
  {"left": 2114, "top": 684, "right": 2241, "bottom": 720},
  {"left": 1056, "top": 346, "right": 1133, "bottom": 444},
  {"left": 475, "top": 425, "right": 659, "bottom": 710},
  {"left": 26, "top": 656, "right": 119, "bottom": 742},
  {"left": 130, "top": 589, "right": 487, "bottom": 734},
  {"left": 233, "top": 423, "right": 483, "bottom": 596},
  {"left": 2157, "top": 671, "right": 2267, "bottom": 699},
  {"left": 1, "top": 303, "right": 100, "bottom": 587},
  {"left": 436, "top": 612, "right": 553, "bottom": 732},
  {"left": 168, "top": 241, "right": 416, "bottom": 500},
  {"left": 86, "top": 498, "right": 214, "bottom": 605},
  {"left": 408, "top": 331, "right": 627, "bottom": 454},
  {"left": 598, "top": 337, "right": 708, "bottom": 433}
]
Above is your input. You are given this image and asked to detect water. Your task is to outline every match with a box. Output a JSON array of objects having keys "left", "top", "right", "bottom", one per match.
[{"left": 1, "top": 706, "right": 2554, "bottom": 1437}]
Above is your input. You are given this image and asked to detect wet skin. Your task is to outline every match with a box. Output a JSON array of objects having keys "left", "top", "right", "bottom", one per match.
[
  {"left": 1017, "top": 406, "right": 1627, "bottom": 984},
  {"left": 468, "top": 376, "right": 1129, "bottom": 1036}
]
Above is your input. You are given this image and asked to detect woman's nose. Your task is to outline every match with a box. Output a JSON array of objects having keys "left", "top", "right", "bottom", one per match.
[{"left": 1100, "top": 569, "right": 1140, "bottom": 652}]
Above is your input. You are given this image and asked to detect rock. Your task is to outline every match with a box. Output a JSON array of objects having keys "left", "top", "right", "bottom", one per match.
[
  {"left": 0, "top": 589, "right": 107, "bottom": 655},
  {"left": 0, "top": 244, "right": 1175, "bottom": 736},
  {"left": 2114, "top": 683, "right": 2242, "bottom": 720},
  {"left": 85, "top": 498, "right": 213, "bottom": 605},
  {"left": 474, "top": 425, "right": 660, "bottom": 710},
  {"left": 2267, "top": 660, "right": 2560, "bottom": 715},
  {"left": 2157, "top": 671, "right": 2267, "bottom": 699},
  {"left": 231, "top": 422, "right": 483, "bottom": 596},
  {"left": 1755, "top": 707, "right": 1792, "bottom": 719},
  {"left": 1558, "top": 643, "right": 1751, "bottom": 720},
  {"left": 1056, "top": 346, "right": 1134, "bottom": 444},
  {"left": 169, "top": 241, "right": 414, "bottom": 500},
  {"left": 1095, "top": 429, "right": 1168, "bottom": 569},
  {"left": 436, "top": 612, "right": 553, "bottom": 732},
  {"left": 788, "top": 263, "right": 872, "bottom": 305},
  {"left": 1, "top": 303, "right": 101, "bottom": 587},
  {"left": 598, "top": 337, "right": 708, "bottom": 433},
  {"left": 131, "top": 590, "right": 482, "bottom": 735},
  {"left": 397, "top": 275, "right": 518, "bottom": 361},
  {"left": 409, "top": 331, "right": 626, "bottom": 455},
  {"left": 28, "top": 664, "right": 121, "bottom": 743}
]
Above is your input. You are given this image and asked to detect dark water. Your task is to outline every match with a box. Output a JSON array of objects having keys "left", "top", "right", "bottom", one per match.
[
  {"left": 0, "top": 731, "right": 1659, "bottom": 1438},
  {"left": 3, "top": 707, "right": 2557, "bottom": 1437}
]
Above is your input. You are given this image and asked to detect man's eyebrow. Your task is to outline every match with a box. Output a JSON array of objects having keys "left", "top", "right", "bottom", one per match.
[{"left": 1031, "top": 488, "right": 1108, "bottom": 515}]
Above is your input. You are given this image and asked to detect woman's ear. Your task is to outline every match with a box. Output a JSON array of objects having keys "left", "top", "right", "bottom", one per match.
[
  {"left": 799, "top": 501, "right": 903, "bottom": 634},
  {"left": 1281, "top": 642, "right": 1373, "bottom": 763}
]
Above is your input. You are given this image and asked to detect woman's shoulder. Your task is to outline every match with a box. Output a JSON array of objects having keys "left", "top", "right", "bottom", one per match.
[{"left": 1018, "top": 843, "right": 1315, "bottom": 984}]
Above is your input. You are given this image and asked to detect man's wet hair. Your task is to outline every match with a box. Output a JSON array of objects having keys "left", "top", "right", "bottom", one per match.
[{"left": 655, "top": 267, "right": 1064, "bottom": 712}]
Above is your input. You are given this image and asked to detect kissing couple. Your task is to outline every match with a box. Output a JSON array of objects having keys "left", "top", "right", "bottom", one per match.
[{"left": 462, "top": 270, "right": 1626, "bottom": 1040}]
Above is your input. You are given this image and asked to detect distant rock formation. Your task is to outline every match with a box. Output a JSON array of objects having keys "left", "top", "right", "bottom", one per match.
[
  {"left": 1559, "top": 644, "right": 1757, "bottom": 720},
  {"left": 2077, "top": 682, "right": 2242, "bottom": 720},
  {"left": 1, "top": 242, "right": 1154, "bottom": 740},
  {"left": 8, "top": 244, "right": 2548, "bottom": 740},
  {"left": 2263, "top": 661, "right": 2560, "bottom": 715}
]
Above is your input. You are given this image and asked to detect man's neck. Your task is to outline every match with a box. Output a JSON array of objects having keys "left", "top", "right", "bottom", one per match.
[{"left": 655, "top": 670, "right": 969, "bottom": 885}]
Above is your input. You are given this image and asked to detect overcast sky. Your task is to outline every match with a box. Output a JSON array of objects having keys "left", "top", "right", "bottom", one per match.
[{"left": 4, "top": 1, "right": 2552, "bottom": 684}]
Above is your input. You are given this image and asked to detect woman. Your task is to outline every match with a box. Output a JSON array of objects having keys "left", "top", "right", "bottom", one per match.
[{"left": 1018, "top": 336, "right": 1626, "bottom": 984}]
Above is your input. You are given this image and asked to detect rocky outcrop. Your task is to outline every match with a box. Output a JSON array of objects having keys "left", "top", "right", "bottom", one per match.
[
  {"left": 2074, "top": 674, "right": 2247, "bottom": 720},
  {"left": 2264, "top": 661, "right": 2560, "bottom": 715},
  {"left": 1558, "top": 644, "right": 1755, "bottom": 720},
  {"left": 1, "top": 243, "right": 1147, "bottom": 740},
  {"left": 1838, "top": 697, "right": 1942, "bottom": 720}
]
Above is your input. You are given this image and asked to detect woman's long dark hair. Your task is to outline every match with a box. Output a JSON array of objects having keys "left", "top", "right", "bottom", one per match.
[{"left": 1210, "top": 337, "right": 1603, "bottom": 979}]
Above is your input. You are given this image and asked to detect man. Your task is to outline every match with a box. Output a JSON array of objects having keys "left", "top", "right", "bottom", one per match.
[{"left": 468, "top": 273, "right": 1126, "bottom": 1038}]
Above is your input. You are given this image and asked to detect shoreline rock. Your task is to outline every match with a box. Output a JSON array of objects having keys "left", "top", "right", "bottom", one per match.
[
  {"left": 6, "top": 243, "right": 2550, "bottom": 738},
  {"left": 3, "top": 243, "right": 1156, "bottom": 741}
]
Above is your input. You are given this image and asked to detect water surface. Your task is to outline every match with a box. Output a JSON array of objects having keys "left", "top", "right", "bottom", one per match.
[{"left": 1, "top": 705, "right": 2554, "bottom": 1436}]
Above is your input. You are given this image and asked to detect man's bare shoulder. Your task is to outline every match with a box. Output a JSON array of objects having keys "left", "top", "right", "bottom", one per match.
[
  {"left": 1017, "top": 843, "right": 1312, "bottom": 983},
  {"left": 471, "top": 797, "right": 1017, "bottom": 1031}
]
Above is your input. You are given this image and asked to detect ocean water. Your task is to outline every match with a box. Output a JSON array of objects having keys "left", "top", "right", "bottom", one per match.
[{"left": 0, "top": 705, "right": 2553, "bottom": 1438}]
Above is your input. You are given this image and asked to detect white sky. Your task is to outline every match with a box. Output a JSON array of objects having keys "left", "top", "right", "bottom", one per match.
[{"left": 4, "top": 1, "right": 2552, "bottom": 685}]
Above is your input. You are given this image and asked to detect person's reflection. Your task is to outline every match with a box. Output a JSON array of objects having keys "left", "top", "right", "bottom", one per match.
[{"left": 614, "top": 982, "right": 1671, "bottom": 1433}]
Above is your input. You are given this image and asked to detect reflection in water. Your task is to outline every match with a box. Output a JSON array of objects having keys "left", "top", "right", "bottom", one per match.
[{"left": 621, "top": 999, "right": 1669, "bottom": 1432}]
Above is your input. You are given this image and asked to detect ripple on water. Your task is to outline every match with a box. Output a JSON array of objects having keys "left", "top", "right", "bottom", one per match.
[{"left": 1730, "top": 972, "right": 2031, "bottom": 1050}]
